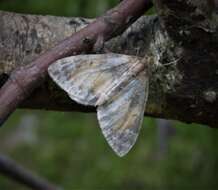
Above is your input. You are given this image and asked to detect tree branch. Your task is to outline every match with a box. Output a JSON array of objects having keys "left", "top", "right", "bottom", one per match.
[
  {"left": 0, "top": 154, "right": 60, "bottom": 190},
  {"left": 0, "top": 0, "right": 153, "bottom": 126},
  {"left": 152, "top": 0, "right": 218, "bottom": 127},
  {"left": 0, "top": 0, "right": 218, "bottom": 127}
]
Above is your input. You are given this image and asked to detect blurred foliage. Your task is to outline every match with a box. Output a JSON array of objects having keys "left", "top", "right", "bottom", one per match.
[
  {"left": 0, "top": 0, "right": 218, "bottom": 189},
  {"left": 0, "top": 0, "right": 117, "bottom": 17}
]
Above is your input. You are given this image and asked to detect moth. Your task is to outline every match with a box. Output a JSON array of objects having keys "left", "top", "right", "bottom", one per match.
[{"left": 48, "top": 53, "right": 150, "bottom": 157}]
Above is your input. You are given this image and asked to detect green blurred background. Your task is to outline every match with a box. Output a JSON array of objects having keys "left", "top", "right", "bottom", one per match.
[{"left": 0, "top": 0, "right": 218, "bottom": 189}]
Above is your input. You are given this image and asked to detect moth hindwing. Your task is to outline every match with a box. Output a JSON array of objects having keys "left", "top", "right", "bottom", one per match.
[{"left": 48, "top": 53, "right": 149, "bottom": 157}]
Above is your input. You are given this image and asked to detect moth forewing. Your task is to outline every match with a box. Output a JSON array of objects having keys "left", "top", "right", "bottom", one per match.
[
  {"left": 97, "top": 71, "right": 149, "bottom": 157},
  {"left": 95, "top": 60, "right": 145, "bottom": 106},
  {"left": 48, "top": 54, "right": 141, "bottom": 106}
]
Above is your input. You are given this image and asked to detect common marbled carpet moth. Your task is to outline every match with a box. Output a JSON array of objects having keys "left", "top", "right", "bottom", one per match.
[{"left": 48, "top": 53, "right": 150, "bottom": 157}]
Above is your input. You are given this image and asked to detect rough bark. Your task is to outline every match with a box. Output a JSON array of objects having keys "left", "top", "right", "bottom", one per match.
[
  {"left": 0, "top": 0, "right": 218, "bottom": 127},
  {"left": 0, "top": 0, "right": 152, "bottom": 126},
  {"left": 153, "top": 0, "right": 218, "bottom": 127}
]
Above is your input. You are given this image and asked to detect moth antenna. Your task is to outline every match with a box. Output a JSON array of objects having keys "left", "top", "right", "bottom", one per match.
[{"left": 162, "top": 57, "right": 181, "bottom": 66}]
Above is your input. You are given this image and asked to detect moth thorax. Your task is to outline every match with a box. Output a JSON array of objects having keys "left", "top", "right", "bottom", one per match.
[
  {"left": 140, "top": 56, "right": 153, "bottom": 76},
  {"left": 131, "top": 61, "right": 145, "bottom": 75}
]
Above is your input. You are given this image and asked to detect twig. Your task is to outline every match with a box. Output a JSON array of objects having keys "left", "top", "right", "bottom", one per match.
[
  {"left": 0, "top": 0, "right": 152, "bottom": 127},
  {"left": 0, "top": 154, "right": 60, "bottom": 190}
]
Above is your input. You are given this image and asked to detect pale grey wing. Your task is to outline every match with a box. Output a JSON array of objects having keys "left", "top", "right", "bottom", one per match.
[
  {"left": 48, "top": 54, "right": 137, "bottom": 106},
  {"left": 97, "top": 72, "right": 149, "bottom": 157}
]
